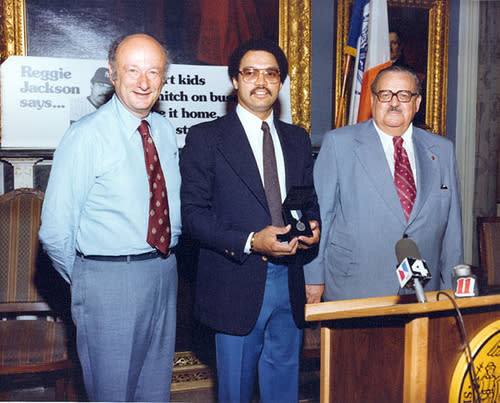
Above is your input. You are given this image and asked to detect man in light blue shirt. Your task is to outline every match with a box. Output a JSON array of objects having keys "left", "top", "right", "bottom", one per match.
[{"left": 39, "top": 34, "right": 181, "bottom": 402}]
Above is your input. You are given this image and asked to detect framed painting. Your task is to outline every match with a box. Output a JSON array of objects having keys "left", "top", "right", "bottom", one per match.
[
  {"left": 0, "top": 0, "right": 311, "bottom": 132},
  {"left": 335, "top": 0, "right": 449, "bottom": 135}
]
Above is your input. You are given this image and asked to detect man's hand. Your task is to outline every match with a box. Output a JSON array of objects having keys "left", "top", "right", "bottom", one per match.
[
  {"left": 297, "top": 220, "right": 320, "bottom": 249},
  {"left": 251, "top": 225, "right": 298, "bottom": 257},
  {"left": 306, "top": 284, "right": 324, "bottom": 304}
]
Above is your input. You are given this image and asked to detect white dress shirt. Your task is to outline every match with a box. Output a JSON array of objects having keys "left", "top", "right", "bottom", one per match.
[
  {"left": 373, "top": 121, "right": 418, "bottom": 188},
  {"left": 236, "top": 105, "right": 286, "bottom": 200},
  {"left": 236, "top": 105, "right": 287, "bottom": 252}
]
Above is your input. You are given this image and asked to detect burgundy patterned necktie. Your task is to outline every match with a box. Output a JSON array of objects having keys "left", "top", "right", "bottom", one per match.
[
  {"left": 138, "top": 120, "right": 171, "bottom": 253},
  {"left": 393, "top": 136, "right": 416, "bottom": 221},
  {"left": 262, "top": 121, "right": 284, "bottom": 226}
]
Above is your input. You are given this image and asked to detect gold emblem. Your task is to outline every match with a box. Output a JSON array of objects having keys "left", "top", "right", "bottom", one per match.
[{"left": 449, "top": 320, "right": 500, "bottom": 402}]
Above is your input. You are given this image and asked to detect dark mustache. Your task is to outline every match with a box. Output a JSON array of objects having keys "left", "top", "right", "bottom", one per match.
[
  {"left": 250, "top": 87, "right": 272, "bottom": 96},
  {"left": 388, "top": 106, "right": 401, "bottom": 112}
]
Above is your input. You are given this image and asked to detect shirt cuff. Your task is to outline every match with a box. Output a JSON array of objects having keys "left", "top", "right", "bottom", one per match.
[{"left": 244, "top": 232, "right": 254, "bottom": 254}]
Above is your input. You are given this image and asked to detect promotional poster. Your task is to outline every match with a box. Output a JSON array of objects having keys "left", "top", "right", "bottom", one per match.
[{"left": 1, "top": 56, "right": 292, "bottom": 149}]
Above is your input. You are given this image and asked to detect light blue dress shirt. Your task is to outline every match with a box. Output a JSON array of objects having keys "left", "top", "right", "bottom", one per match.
[{"left": 39, "top": 95, "right": 181, "bottom": 283}]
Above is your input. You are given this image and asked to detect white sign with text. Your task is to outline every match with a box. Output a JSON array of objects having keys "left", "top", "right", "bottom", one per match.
[{"left": 1, "top": 56, "right": 292, "bottom": 149}]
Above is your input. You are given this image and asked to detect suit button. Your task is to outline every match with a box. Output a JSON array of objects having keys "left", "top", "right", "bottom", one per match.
[
  {"left": 224, "top": 249, "right": 229, "bottom": 254},
  {"left": 262, "top": 256, "right": 268, "bottom": 261},
  {"left": 231, "top": 251, "right": 235, "bottom": 256}
]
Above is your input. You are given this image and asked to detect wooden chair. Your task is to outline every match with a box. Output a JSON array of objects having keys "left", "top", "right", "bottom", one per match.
[
  {"left": 0, "top": 188, "right": 76, "bottom": 400},
  {"left": 477, "top": 216, "right": 500, "bottom": 288}
]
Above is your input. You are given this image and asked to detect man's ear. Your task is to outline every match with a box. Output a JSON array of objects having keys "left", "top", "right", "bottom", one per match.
[
  {"left": 232, "top": 77, "right": 239, "bottom": 91},
  {"left": 415, "top": 94, "right": 422, "bottom": 113}
]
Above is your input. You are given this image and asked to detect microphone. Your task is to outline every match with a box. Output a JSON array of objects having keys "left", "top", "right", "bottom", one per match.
[
  {"left": 395, "top": 238, "right": 432, "bottom": 303},
  {"left": 452, "top": 264, "right": 479, "bottom": 297}
]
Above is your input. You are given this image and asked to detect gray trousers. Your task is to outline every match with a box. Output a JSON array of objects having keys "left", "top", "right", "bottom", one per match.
[{"left": 71, "top": 253, "right": 177, "bottom": 402}]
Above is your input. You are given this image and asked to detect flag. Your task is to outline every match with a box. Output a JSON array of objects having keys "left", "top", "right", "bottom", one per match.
[
  {"left": 345, "top": 0, "right": 370, "bottom": 57},
  {"left": 348, "top": 0, "right": 391, "bottom": 125},
  {"left": 334, "top": 0, "right": 368, "bottom": 128}
]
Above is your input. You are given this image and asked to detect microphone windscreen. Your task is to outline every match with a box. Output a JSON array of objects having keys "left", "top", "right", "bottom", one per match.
[{"left": 395, "top": 238, "right": 422, "bottom": 264}]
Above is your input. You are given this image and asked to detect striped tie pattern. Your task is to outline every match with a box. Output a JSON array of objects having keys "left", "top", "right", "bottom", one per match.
[{"left": 393, "top": 136, "right": 416, "bottom": 221}]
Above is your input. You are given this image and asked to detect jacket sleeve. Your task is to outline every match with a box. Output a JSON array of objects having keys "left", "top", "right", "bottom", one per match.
[
  {"left": 180, "top": 124, "right": 250, "bottom": 263},
  {"left": 304, "top": 130, "right": 339, "bottom": 284}
]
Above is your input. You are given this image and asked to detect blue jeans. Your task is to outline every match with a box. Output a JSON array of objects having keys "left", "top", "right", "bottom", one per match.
[{"left": 215, "top": 262, "right": 303, "bottom": 403}]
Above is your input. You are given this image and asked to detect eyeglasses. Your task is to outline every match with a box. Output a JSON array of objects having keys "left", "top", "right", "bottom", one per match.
[
  {"left": 374, "top": 90, "right": 418, "bottom": 103},
  {"left": 238, "top": 68, "right": 280, "bottom": 84}
]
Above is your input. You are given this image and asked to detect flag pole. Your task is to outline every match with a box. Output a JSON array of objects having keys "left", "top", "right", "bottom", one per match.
[{"left": 335, "top": 54, "right": 352, "bottom": 129}]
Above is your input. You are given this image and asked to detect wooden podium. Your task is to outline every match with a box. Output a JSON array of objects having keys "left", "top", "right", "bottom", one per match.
[{"left": 305, "top": 291, "right": 500, "bottom": 402}]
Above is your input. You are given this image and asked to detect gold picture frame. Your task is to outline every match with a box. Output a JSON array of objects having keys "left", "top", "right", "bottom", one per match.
[
  {"left": 335, "top": 0, "right": 449, "bottom": 135},
  {"left": 279, "top": 0, "right": 312, "bottom": 132},
  {"left": 0, "top": 0, "right": 311, "bottom": 133}
]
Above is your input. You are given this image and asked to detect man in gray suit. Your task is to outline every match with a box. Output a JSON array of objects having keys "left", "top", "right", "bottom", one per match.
[{"left": 306, "top": 64, "right": 463, "bottom": 301}]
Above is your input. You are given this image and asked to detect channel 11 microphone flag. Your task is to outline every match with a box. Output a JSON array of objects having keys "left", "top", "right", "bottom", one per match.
[{"left": 348, "top": 0, "right": 391, "bottom": 125}]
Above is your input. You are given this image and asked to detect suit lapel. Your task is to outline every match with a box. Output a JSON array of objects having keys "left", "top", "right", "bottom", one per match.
[
  {"left": 408, "top": 130, "right": 438, "bottom": 223},
  {"left": 353, "top": 121, "right": 406, "bottom": 223},
  {"left": 216, "top": 111, "right": 268, "bottom": 211},
  {"left": 275, "top": 119, "right": 293, "bottom": 192}
]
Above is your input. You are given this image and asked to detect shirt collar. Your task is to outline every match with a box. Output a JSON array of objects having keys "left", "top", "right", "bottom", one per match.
[
  {"left": 111, "top": 94, "right": 153, "bottom": 141},
  {"left": 236, "top": 104, "right": 274, "bottom": 129},
  {"left": 373, "top": 120, "right": 413, "bottom": 148}
]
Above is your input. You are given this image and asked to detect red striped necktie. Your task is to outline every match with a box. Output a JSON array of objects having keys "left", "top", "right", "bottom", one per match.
[{"left": 393, "top": 136, "right": 416, "bottom": 221}]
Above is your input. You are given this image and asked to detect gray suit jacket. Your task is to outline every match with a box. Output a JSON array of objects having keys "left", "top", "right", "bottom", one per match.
[{"left": 305, "top": 119, "right": 463, "bottom": 301}]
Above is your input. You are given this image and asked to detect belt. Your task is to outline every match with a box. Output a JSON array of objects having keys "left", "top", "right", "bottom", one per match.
[{"left": 76, "top": 249, "right": 172, "bottom": 262}]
